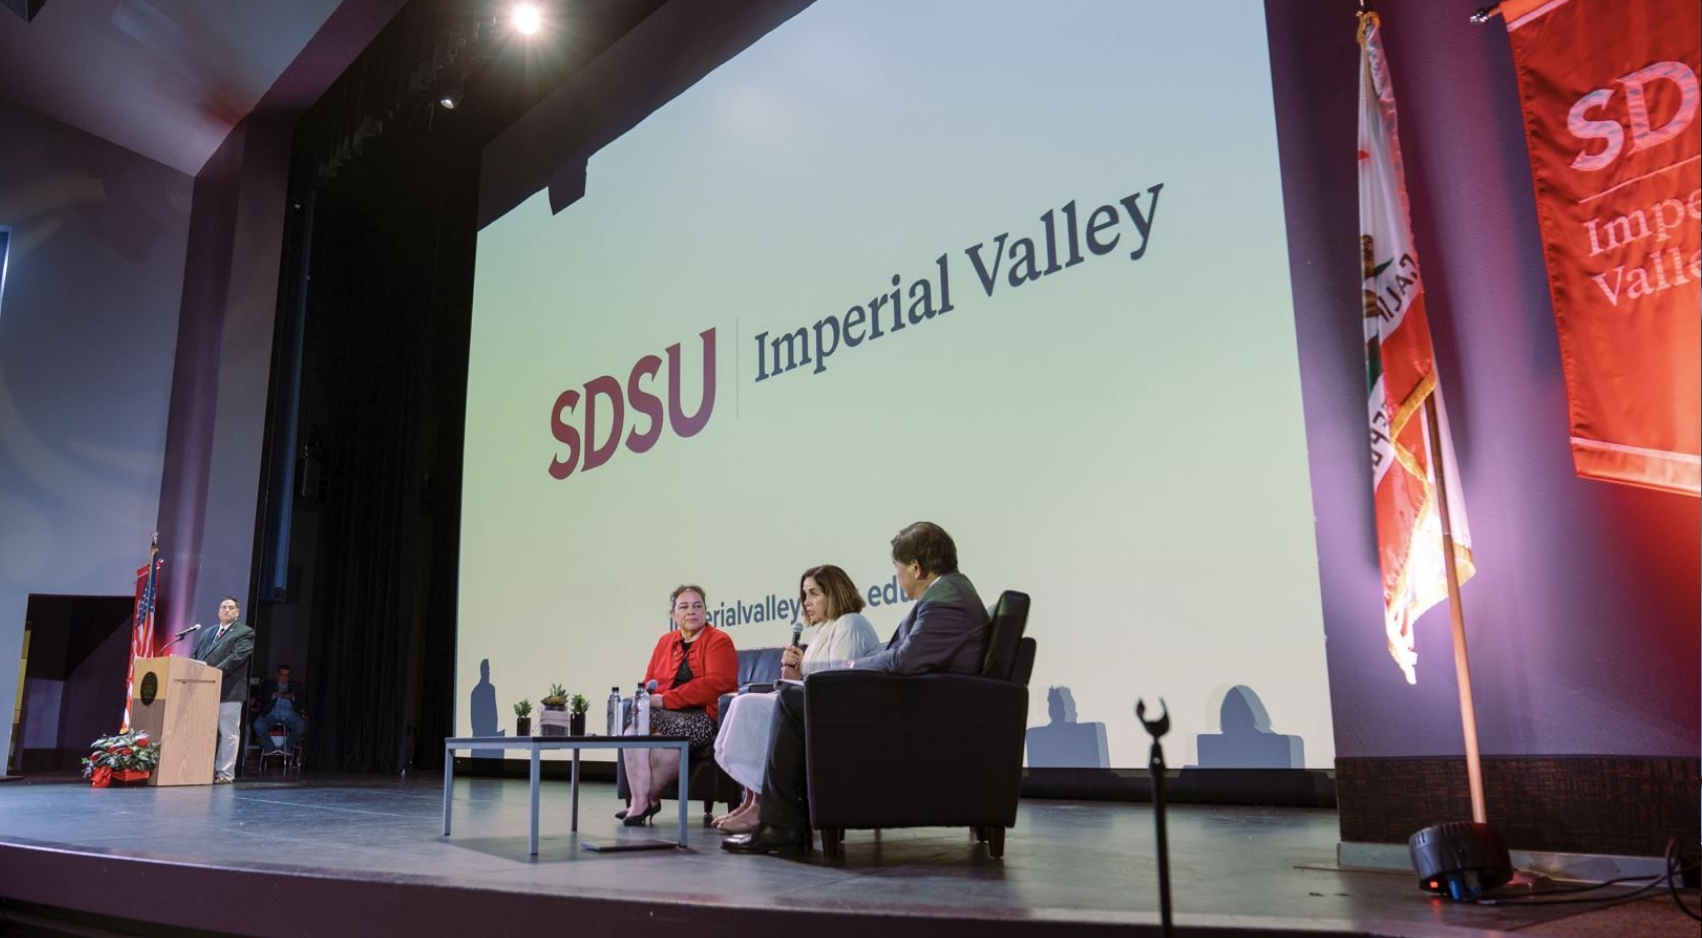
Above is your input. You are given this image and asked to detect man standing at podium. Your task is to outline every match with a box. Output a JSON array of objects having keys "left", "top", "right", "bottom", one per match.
[{"left": 192, "top": 596, "right": 254, "bottom": 783}]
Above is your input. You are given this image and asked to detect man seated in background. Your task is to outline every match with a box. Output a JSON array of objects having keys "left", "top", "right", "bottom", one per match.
[{"left": 251, "top": 664, "right": 306, "bottom": 755}]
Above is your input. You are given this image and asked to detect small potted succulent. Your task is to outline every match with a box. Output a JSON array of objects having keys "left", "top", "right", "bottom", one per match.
[
  {"left": 514, "top": 699, "right": 533, "bottom": 737},
  {"left": 539, "top": 683, "right": 571, "bottom": 736},
  {"left": 568, "top": 694, "right": 590, "bottom": 736}
]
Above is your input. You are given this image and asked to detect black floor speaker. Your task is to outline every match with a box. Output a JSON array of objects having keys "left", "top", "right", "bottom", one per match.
[{"left": 1408, "top": 820, "right": 1513, "bottom": 901}]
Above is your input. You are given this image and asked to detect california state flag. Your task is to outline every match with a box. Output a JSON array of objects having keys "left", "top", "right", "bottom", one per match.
[{"left": 1358, "top": 11, "right": 1475, "bottom": 684}]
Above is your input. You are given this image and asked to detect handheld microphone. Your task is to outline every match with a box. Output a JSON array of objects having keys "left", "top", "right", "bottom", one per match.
[
  {"left": 645, "top": 679, "right": 659, "bottom": 693},
  {"left": 176, "top": 623, "right": 203, "bottom": 637},
  {"left": 790, "top": 621, "right": 803, "bottom": 647}
]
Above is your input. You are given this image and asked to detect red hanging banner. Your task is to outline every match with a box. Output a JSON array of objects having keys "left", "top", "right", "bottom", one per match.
[{"left": 1501, "top": 0, "right": 1700, "bottom": 496}]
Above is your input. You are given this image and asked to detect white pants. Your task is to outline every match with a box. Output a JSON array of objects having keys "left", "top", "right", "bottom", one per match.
[
  {"left": 215, "top": 701, "right": 242, "bottom": 780},
  {"left": 713, "top": 691, "right": 778, "bottom": 792}
]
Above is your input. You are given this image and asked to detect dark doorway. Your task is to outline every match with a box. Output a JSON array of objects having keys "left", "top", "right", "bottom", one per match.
[{"left": 13, "top": 595, "right": 133, "bottom": 774}]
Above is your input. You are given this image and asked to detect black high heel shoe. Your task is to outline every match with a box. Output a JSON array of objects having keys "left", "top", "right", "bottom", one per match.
[
  {"left": 614, "top": 808, "right": 629, "bottom": 820},
  {"left": 623, "top": 802, "right": 663, "bottom": 827}
]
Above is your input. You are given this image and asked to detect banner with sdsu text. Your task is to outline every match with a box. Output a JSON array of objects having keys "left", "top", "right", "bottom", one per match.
[
  {"left": 1358, "top": 11, "right": 1476, "bottom": 684},
  {"left": 1502, "top": 0, "right": 1701, "bottom": 496}
]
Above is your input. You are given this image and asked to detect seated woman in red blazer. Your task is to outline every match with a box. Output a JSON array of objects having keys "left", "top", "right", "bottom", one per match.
[{"left": 619, "top": 584, "right": 738, "bottom": 825}]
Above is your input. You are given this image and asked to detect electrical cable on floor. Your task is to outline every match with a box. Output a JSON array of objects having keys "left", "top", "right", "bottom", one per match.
[
  {"left": 1475, "top": 874, "right": 1667, "bottom": 907},
  {"left": 1666, "top": 836, "right": 1701, "bottom": 922},
  {"left": 1471, "top": 835, "right": 1699, "bottom": 915},
  {"left": 1507, "top": 870, "right": 1662, "bottom": 896}
]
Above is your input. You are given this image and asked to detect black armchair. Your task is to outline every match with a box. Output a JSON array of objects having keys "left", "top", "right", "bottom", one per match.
[{"left": 803, "top": 590, "right": 1035, "bottom": 859}]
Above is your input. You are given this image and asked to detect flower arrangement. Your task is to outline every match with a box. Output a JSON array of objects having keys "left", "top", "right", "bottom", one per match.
[
  {"left": 541, "top": 684, "right": 568, "bottom": 710},
  {"left": 82, "top": 729, "right": 160, "bottom": 787}
]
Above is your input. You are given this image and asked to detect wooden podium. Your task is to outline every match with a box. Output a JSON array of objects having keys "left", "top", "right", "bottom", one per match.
[{"left": 130, "top": 656, "right": 220, "bottom": 786}]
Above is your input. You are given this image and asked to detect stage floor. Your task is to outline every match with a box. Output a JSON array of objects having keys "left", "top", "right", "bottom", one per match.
[{"left": 0, "top": 772, "right": 1692, "bottom": 937}]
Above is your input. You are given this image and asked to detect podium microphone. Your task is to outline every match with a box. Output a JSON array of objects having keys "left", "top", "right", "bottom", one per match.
[{"left": 166, "top": 623, "right": 202, "bottom": 645}]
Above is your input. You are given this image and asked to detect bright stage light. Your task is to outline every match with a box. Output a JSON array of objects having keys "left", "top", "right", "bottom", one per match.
[
  {"left": 512, "top": 3, "right": 542, "bottom": 36},
  {"left": 439, "top": 73, "right": 463, "bottom": 110}
]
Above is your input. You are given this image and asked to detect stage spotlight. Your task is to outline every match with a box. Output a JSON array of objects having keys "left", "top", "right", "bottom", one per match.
[
  {"left": 512, "top": 3, "right": 542, "bottom": 36},
  {"left": 439, "top": 74, "right": 463, "bottom": 110}
]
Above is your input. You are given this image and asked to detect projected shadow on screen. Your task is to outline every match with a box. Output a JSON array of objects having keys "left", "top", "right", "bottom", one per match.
[
  {"left": 469, "top": 658, "right": 503, "bottom": 759},
  {"left": 1194, "top": 684, "right": 1303, "bottom": 768},
  {"left": 1025, "top": 686, "right": 1109, "bottom": 768}
]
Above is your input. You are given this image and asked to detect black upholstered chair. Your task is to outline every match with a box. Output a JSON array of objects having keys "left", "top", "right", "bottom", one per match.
[{"left": 802, "top": 590, "right": 1035, "bottom": 859}]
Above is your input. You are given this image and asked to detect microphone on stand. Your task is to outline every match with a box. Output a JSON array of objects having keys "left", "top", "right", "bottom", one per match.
[{"left": 167, "top": 623, "right": 203, "bottom": 645}]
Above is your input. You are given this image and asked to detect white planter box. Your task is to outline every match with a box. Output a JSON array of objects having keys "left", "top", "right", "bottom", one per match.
[{"left": 538, "top": 710, "right": 571, "bottom": 737}]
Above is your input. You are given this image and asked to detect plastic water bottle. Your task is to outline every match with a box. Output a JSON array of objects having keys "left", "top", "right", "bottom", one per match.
[
  {"left": 633, "top": 682, "right": 651, "bottom": 736},
  {"left": 606, "top": 686, "right": 622, "bottom": 736}
]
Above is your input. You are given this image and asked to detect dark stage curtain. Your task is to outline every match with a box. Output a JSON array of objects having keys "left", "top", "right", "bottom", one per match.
[
  {"left": 261, "top": 0, "right": 667, "bottom": 776},
  {"left": 291, "top": 152, "right": 474, "bottom": 775}
]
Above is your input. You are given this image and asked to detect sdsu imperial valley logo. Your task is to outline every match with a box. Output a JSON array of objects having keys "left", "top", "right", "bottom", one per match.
[{"left": 547, "top": 329, "right": 716, "bottom": 479}]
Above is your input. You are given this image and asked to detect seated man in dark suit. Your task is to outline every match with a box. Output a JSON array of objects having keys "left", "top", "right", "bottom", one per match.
[
  {"left": 251, "top": 664, "right": 306, "bottom": 755},
  {"left": 723, "top": 521, "right": 989, "bottom": 855}
]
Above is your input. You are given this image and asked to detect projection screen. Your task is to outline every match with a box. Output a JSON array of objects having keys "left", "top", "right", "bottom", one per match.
[{"left": 460, "top": 0, "right": 1333, "bottom": 769}]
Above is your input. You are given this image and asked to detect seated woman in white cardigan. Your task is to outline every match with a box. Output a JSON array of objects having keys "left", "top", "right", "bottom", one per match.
[{"left": 711, "top": 564, "right": 881, "bottom": 834}]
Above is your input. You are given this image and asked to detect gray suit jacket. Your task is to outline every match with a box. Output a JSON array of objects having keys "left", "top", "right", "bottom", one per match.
[
  {"left": 192, "top": 622, "right": 255, "bottom": 702},
  {"left": 853, "top": 572, "right": 988, "bottom": 675}
]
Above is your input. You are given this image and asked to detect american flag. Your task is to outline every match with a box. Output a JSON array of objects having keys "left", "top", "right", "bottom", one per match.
[{"left": 123, "top": 540, "right": 163, "bottom": 731}]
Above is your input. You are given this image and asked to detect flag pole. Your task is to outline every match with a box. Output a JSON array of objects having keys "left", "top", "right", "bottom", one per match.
[
  {"left": 1423, "top": 394, "right": 1486, "bottom": 823},
  {"left": 146, "top": 533, "right": 160, "bottom": 657}
]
